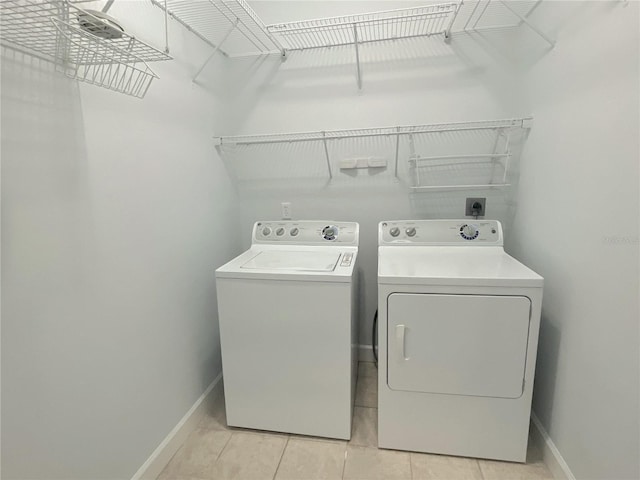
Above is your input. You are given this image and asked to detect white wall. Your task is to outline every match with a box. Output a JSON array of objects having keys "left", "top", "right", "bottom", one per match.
[
  {"left": 229, "top": 1, "right": 533, "bottom": 346},
  {"left": 507, "top": 3, "right": 639, "bottom": 479},
  {"left": 1, "top": 2, "right": 239, "bottom": 478}
]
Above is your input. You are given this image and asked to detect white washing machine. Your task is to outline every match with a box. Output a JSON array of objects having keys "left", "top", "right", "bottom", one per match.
[
  {"left": 216, "top": 220, "right": 359, "bottom": 440},
  {"left": 377, "top": 219, "right": 543, "bottom": 462}
]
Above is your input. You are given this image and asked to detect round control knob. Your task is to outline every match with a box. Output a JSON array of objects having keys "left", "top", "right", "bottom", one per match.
[
  {"left": 261, "top": 226, "right": 272, "bottom": 236},
  {"left": 290, "top": 227, "right": 299, "bottom": 237},
  {"left": 406, "top": 227, "right": 417, "bottom": 237},
  {"left": 460, "top": 224, "right": 479, "bottom": 240},
  {"left": 390, "top": 227, "right": 400, "bottom": 237},
  {"left": 276, "top": 227, "right": 285, "bottom": 236},
  {"left": 322, "top": 225, "right": 338, "bottom": 241}
]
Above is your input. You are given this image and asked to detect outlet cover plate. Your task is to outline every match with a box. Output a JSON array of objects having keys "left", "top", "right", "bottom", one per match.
[
  {"left": 281, "top": 202, "right": 292, "bottom": 220},
  {"left": 465, "top": 197, "right": 486, "bottom": 217}
]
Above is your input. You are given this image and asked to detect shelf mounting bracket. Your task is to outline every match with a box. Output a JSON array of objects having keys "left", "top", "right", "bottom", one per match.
[
  {"left": 408, "top": 134, "right": 420, "bottom": 187},
  {"left": 193, "top": 17, "right": 240, "bottom": 82},
  {"left": 394, "top": 127, "right": 401, "bottom": 179},
  {"left": 321, "top": 131, "right": 333, "bottom": 179},
  {"left": 488, "top": 128, "right": 504, "bottom": 185},
  {"left": 101, "top": 0, "right": 116, "bottom": 13},
  {"left": 163, "top": 0, "right": 169, "bottom": 53},
  {"left": 353, "top": 23, "right": 362, "bottom": 90},
  {"left": 497, "top": 0, "right": 555, "bottom": 47},
  {"left": 501, "top": 131, "right": 512, "bottom": 185},
  {"left": 444, "top": 0, "right": 463, "bottom": 43}
]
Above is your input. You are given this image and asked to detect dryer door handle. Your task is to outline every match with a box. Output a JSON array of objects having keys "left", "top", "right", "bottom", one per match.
[{"left": 395, "top": 324, "right": 408, "bottom": 361}]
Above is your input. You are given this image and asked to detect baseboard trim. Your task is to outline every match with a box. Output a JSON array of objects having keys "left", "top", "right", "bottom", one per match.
[
  {"left": 530, "top": 412, "right": 575, "bottom": 480},
  {"left": 131, "top": 372, "right": 223, "bottom": 480},
  {"left": 358, "top": 344, "right": 375, "bottom": 363}
]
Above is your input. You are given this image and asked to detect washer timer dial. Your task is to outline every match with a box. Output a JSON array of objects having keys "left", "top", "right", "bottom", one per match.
[
  {"left": 322, "top": 225, "right": 338, "bottom": 241},
  {"left": 460, "top": 224, "right": 479, "bottom": 240}
]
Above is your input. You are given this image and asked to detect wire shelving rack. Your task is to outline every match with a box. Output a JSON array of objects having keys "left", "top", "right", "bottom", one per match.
[
  {"left": 215, "top": 117, "right": 532, "bottom": 190},
  {"left": 266, "top": 3, "right": 461, "bottom": 50},
  {"left": 0, "top": 0, "right": 171, "bottom": 98},
  {"left": 145, "top": 1, "right": 553, "bottom": 87},
  {"left": 266, "top": 2, "right": 461, "bottom": 89}
]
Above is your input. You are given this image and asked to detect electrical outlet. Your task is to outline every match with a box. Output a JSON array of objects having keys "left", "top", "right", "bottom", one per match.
[
  {"left": 465, "top": 198, "right": 486, "bottom": 217},
  {"left": 281, "top": 202, "right": 292, "bottom": 220}
]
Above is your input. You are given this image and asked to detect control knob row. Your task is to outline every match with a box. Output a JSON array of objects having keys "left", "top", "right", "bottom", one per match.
[
  {"left": 261, "top": 227, "right": 299, "bottom": 237},
  {"left": 389, "top": 227, "right": 417, "bottom": 237}
]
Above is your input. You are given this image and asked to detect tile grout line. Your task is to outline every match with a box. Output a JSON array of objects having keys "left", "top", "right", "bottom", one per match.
[
  {"left": 271, "top": 435, "right": 290, "bottom": 480},
  {"left": 212, "top": 430, "right": 234, "bottom": 465},
  {"left": 155, "top": 444, "right": 183, "bottom": 480},
  {"left": 409, "top": 452, "right": 414, "bottom": 480},
  {"left": 340, "top": 443, "right": 348, "bottom": 480},
  {"left": 477, "top": 458, "right": 487, "bottom": 480}
]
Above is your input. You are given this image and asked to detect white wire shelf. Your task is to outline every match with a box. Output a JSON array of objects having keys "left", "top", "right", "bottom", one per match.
[
  {"left": 405, "top": 119, "right": 521, "bottom": 191},
  {"left": 144, "top": 1, "right": 552, "bottom": 88},
  {"left": 265, "top": 2, "right": 460, "bottom": 89},
  {"left": 214, "top": 118, "right": 532, "bottom": 146},
  {"left": 410, "top": 183, "right": 511, "bottom": 192},
  {"left": 150, "top": 0, "right": 285, "bottom": 57},
  {"left": 52, "top": 17, "right": 159, "bottom": 97},
  {"left": 215, "top": 117, "right": 532, "bottom": 188},
  {"left": 0, "top": 0, "right": 171, "bottom": 98},
  {"left": 266, "top": 3, "right": 461, "bottom": 51}
]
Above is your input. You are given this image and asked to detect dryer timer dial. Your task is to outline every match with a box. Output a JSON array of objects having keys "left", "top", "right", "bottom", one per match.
[{"left": 460, "top": 224, "right": 479, "bottom": 240}]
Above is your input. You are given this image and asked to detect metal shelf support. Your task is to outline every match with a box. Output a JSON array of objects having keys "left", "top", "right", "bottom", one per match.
[
  {"left": 321, "top": 131, "right": 333, "bottom": 179},
  {"left": 150, "top": 0, "right": 285, "bottom": 57},
  {"left": 394, "top": 127, "right": 401, "bottom": 179},
  {"left": 353, "top": 24, "right": 362, "bottom": 90},
  {"left": 444, "top": 0, "right": 462, "bottom": 43},
  {"left": 464, "top": 0, "right": 554, "bottom": 47},
  {"left": 193, "top": 17, "right": 239, "bottom": 82},
  {"left": 497, "top": 0, "right": 555, "bottom": 47}
]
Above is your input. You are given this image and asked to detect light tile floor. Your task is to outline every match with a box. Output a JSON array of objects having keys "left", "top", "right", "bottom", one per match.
[{"left": 158, "top": 362, "right": 553, "bottom": 480}]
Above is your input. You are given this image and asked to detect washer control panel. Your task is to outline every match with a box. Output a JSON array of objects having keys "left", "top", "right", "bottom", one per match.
[
  {"left": 253, "top": 221, "right": 359, "bottom": 245},
  {"left": 340, "top": 252, "right": 355, "bottom": 267},
  {"left": 379, "top": 220, "right": 503, "bottom": 246}
]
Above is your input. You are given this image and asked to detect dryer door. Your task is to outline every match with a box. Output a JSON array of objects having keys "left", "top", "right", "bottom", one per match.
[{"left": 387, "top": 293, "right": 531, "bottom": 399}]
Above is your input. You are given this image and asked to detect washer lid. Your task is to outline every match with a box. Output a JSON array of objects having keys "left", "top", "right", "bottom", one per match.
[
  {"left": 240, "top": 251, "right": 340, "bottom": 272},
  {"left": 216, "top": 246, "right": 357, "bottom": 282},
  {"left": 378, "top": 246, "right": 543, "bottom": 287}
]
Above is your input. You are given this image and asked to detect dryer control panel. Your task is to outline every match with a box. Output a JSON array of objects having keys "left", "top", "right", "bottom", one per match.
[
  {"left": 253, "top": 221, "right": 359, "bottom": 246},
  {"left": 379, "top": 220, "right": 503, "bottom": 246}
]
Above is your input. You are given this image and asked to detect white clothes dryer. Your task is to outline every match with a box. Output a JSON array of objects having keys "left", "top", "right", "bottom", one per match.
[
  {"left": 216, "top": 221, "right": 359, "bottom": 440},
  {"left": 377, "top": 219, "right": 543, "bottom": 462}
]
